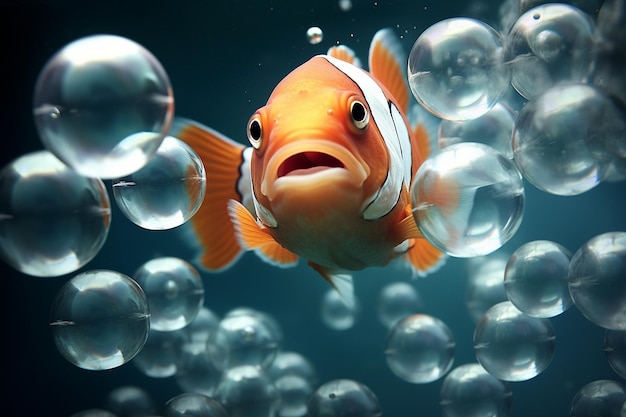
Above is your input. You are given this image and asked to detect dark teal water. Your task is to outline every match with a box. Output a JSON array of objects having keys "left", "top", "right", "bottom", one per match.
[{"left": 2, "top": 1, "right": 625, "bottom": 416}]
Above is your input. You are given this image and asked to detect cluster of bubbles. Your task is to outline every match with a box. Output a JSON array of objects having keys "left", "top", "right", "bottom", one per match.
[
  {"left": 0, "top": 34, "right": 207, "bottom": 281},
  {"left": 463, "top": 233, "right": 626, "bottom": 414},
  {"left": 58, "top": 282, "right": 384, "bottom": 417},
  {"left": 409, "top": 0, "right": 626, "bottom": 259}
]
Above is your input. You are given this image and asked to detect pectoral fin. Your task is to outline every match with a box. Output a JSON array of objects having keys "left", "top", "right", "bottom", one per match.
[
  {"left": 393, "top": 204, "right": 447, "bottom": 277},
  {"left": 227, "top": 199, "right": 298, "bottom": 268}
]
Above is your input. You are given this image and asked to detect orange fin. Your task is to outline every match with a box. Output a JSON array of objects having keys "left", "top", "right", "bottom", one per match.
[
  {"left": 327, "top": 45, "right": 362, "bottom": 67},
  {"left": 393, "top": 205, "right": 446, "bottom": 277},
  {"left": 404, "top": 237, "right": 447, "bottom": 277},
  {"left": 309, "top": 262, "right": 355, "bottom": 308},
  {"left": 368, "top": 28, "right": 410, "bottom": 114},
  {"left": 227, "top": 199, "right": 299, "bottom": 268},
  {"left": 171, "top": 118, "right": 247, "bottom": 271},
  {"left": 409, "top": 104, "right": 441, "bottom": 166},
  {"left": 393, "top": 209, "right": 424, "bottom": 241},
  {"left": 414, "top": 174, "right": 467, "bottom": 220}
]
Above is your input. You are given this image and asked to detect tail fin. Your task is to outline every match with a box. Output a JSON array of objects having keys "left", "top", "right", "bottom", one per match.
[{"left": 171, "top": 118, "right": 248, "bottom": 271}]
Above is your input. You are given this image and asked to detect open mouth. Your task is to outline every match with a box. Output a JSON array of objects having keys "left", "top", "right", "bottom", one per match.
[
  {"left": 277, "top": 152, "right": 345, "bottom": 178},
  {"left": 261, "top": 140, "right": 369, "bottom": 199}
]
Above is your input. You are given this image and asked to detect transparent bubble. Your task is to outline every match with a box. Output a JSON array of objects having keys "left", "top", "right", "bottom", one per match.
[
  {"left": 216, "top": 365, "right": 280, "bottom": 417},
  {"left": 275, "top": 375, "right": 313, "bottom": 417},
  {"left": 225, "top": 307, "right": 284, "bottom": 344},
  {"left": 570, "top": 380, "right": 626, "bottom": 417},
  {"left": 308, "top": 379, "right": 381, "bottom": 417},
  {"left": 439, "top": 363, "right": 512, "bottom": 417},
  {"left": 593, "top": 0, "right": 626, "bottom": 48},
  {"left": 606, "top": 158, "right": 626, "bottom": 183},
  {"left": 507, "top": 4, "right": 595, "bottom": 100},
  {"left": 569, "top": 232, "right": 626, "bottom": 330},
  {"left": 338, "top": 0, "right": 352, "bottom": 12},
  {"left": 133, "top": 327, "right": 185, "bottom": 378},
  {"left": 182, "top": 306, "right": 221, "bottom": 352},
  {"left": 438, "top": 102, "right": 515, "bottom": 159},
  {"left": 504, "top": 240, "right": 573, "bottom": 318},
  {"left": 466, "top": 254, "right": 509, "bottom": 323},
  {"left": 377, "top": 282, "right": 424, "bottom": 329},
  {"left": 267, "top": 351, "right": 318, "bottom": 386},
  {"left": 521, "top": 0, "right": 604, "bottom": 15},
  {"left": 112, "top": 136, "right": 206, "bottom": 230},
  {"left": 411, "top": 143, "right": 524, "bottom": 257},
  {"left": 321, "top": 288, "right": 360, "bottom": 330},
  {"left": 173, "top": 312, "right": 221, "bottom": 395},
  {"left": 605, "top": 330, "right": 626, "bottom": 380},
  {"left": 385, "top": 314, "right": 455, "bottom": 384},
  {"left": 307, "top": 27, "right": 324, "bottom": 45},
  {"left": 408, "top": 18, "right": 510, "bottom": 121},
  {"left": 0, "top": 151, "right": 110, "bottom": 277},
  {"left": 105, "top": 386, "right": 155, "bottom": 417},
  {"left": 473, "top": 301, "right": 555, "bottom": 381},
  {"left": 208, "top": 312, "right": 280, "bottom": 371},
  {"left": 175, "top": 346, "right": 222, "bottom": 397},
  {"left": 33, "top": 35, "right": 174, "bottom": 179},
  {"left": 49, "top": 270, "right": 150, "bottom": 370},
  {"left": 33, "top": 35, "right": 174, "bottom": 178},
  {"left": 587, "top": 0, "right": 626, "bottom": 107},
  {"left": 133, "top": 256, "right": 204, "bottom": 331},
  {"left": 513, "top": 84, "right": 626, "bottom": 196},
  {"left": 163, "top": 393, "right": 228, "bottom": 417}
]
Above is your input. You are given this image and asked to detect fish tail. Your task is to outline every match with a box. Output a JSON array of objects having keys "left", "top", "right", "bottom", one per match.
[{"left": 171, "top": 118, "right": 247, "bottom": 271}]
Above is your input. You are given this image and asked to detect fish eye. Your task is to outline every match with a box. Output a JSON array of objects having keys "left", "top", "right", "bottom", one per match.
[
  {"left": 247, "top": 116, "right": 263, "bottom": 149},
  {"left": 350, "top": 100, "right": 369, "bottom": 130}
]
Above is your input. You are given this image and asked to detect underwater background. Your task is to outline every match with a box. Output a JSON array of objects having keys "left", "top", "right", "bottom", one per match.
[{"left": 2, "top": 0, "right": 625, "bottom": 416}]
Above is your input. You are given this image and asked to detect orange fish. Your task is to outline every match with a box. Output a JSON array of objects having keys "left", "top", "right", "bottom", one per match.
[{"left": 174, "top": 29, "right": 447, "bottom": 305}]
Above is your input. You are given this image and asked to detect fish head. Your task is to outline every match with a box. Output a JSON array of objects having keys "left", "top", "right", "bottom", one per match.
[{"left": 247, "top": 56, "right": 391, "bottom": 222}]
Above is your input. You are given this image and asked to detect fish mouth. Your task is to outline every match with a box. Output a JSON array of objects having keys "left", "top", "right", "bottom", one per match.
[
  {"left": 262, "top": 140, "right": 369, "bottom": 199},
  {"left": 277, "top": 152, "right": 345, "bottom": 178}
]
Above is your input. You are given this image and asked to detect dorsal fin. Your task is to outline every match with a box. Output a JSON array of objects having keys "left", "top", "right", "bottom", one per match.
[
  {"left": 368, "top": 28, "right": 410, "bottom": 114},
  {"left": 408, "top": 104, "right": 441, "bottom": 167},
  {"left": 171, "top": 119, "right": 247, "bottom": 271},
  {"left": 327, "top": 44, "right": 362, "bottom": 67}
]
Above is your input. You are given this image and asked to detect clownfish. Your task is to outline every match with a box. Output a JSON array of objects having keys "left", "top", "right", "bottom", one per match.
[{"left": 174, "top": 29, "right": 449, "bottom": 306}]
